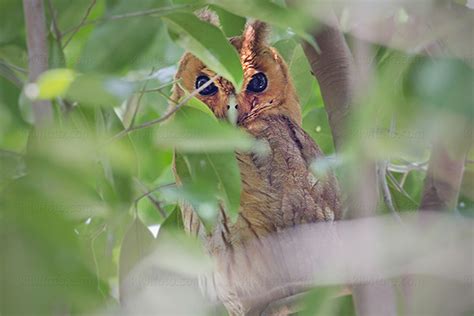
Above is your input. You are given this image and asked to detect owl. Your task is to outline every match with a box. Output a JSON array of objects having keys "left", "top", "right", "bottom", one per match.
[{"left": 171, "top": 10, "right": 341, "bottom": 315}]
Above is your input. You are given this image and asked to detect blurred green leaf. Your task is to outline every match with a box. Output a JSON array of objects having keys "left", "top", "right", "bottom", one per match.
[
  {"left": 0, "top": 149, "right": 25, "bottom": 189},
  {"left": 66, "top": 74, "right": 135, "bottom": 107},
  {"left": 48, "top": 35, "right": 66, "bottom": 69},
  {"left": 1, "top": 172, "right": 109, "bottom": 314},
  {"left": 155, "top": 106, "right": 254, "bottom": 152},
  {"left": 119, "top": 217, "right": 155, "bottom": 292},
  {"left": 163, "top": 12, "right": 243, "bottom": 90},
  {"left": 185, "top": 96, "right": 217, "bottom": 118},
  {"left": 406, "top": 58, "right": 474, "bottom": 118},
  {"left": 35, "top": 68, "right": 76, "bottom": 99},
  {"left": 301, "top": 286, "right": 340, "bottom": 316},
  {"left": 171, "top": 149, "right": 241, "bottom": 230},
  {"left": 0, "top": 0, "right": 24, "bottom": 46},
  {"left": 77, "top": 0, "right": 167, "bottom": 73}
]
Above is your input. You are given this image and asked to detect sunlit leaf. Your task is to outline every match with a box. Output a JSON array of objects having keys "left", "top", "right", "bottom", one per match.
[{"left": 34, "top": 68, "right": 76, "bottom": 99}]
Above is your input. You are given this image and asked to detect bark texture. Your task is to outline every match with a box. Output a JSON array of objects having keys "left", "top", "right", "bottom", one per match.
[{"left": 23, "top": 0, "right": 53, "bottom": 126}]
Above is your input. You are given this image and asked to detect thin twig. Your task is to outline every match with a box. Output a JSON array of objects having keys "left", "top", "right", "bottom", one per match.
[
  {"left": 399, "top": 171, "right": 409, "bottom": 188},
  {"left": 386, "top": 171, "right": 418, "bottom": 206},
  {"left": 129, "top": 75, "right": 218, "bottom": 131},
  {"left": 62, "top": 0, "right": 97, "bottom": 48},
  {"left": 109, "top": 75, "right": 218, "bottom": 142},
  {"left": 141, "top": 79, "right": 180, "bottom": 93},
  {"left": 133, "top": 178, "right": 175, "bottom": 218},
  {"left": 378, "top": 118, "right": 403, "bottom": 221},
  {"left": 0, "top": 63, "right": 23, "bottom": 88},
  {"left": 0, "top": 59, "right": 27, "bottom": 73},
  {"left": 62, "top": 4, "right": 190, "bottom": 36},
  {"left": 388, "top": 162, "right": 428, "bottom": 173},
  {"left": 378, "top": 162, "right": 403, "bottom": 222},
  {"left": 129, "top": 67, "right": 156, "bottom": 129},
  {"left": 46, "top": 0, "right": 62, "bottom": 46}
]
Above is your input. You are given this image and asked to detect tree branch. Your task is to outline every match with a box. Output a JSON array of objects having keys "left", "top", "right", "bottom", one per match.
[
  {"left": 23, "top": 0, "right": 53, "bottom": 127},
  {"left": 301, "top": 13, "right": 399, "bottom": 316},
  {"left": 301, "top": 18, "right": 355, "bottom": 152},
  {"left": 419, "top": 142, "right": 470, "bottom": 211},
  {"left": 62, "top": 0, "right": 97, "bottom": 48}
]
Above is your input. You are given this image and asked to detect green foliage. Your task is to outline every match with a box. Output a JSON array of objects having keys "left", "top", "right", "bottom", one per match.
[
  {"left": 172, "top": 150, "right": 242, "bottom": 230},
  {"left": 163, "top": 11, "right": 244, "bottom": 89},
  {"left": 0, "top": 1, "right": 472, "bottom": 315}
]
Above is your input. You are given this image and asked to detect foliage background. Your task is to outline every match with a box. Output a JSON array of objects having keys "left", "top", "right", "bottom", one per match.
[{"left": 0, "top": 0, "right": 472, "bottom": 315}]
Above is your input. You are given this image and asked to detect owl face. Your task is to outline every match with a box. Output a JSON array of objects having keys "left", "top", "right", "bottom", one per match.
[{"left": 173, "top": 20, "right": 301, "bottom": 126}]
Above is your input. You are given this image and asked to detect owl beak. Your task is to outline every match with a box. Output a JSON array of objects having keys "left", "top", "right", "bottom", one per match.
[{"left": 226, "top": 94, "right": 239, "bottom": 126}]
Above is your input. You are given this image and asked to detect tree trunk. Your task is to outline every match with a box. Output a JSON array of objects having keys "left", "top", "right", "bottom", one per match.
[{"left": 23, "top": 0, "right": 53, "bottom": 127}]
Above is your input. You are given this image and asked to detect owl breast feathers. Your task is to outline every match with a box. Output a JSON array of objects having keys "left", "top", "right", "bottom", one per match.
[{"left": 172, "top": 10, "right": 342, "bottom": 315}]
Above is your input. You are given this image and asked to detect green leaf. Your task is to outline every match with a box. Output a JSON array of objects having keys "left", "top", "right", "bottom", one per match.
[
  {"left": 77, "top": 0, "right": 166, "bottom": 73},
  {"left": 301, "top": 287, "right": 341, "bottom": 316},
  {"left": 185, "top": 96, "right": 217, "bottom": 118},
  {"left": 155, "top": 106, "right": 254, "bottom": 152},
  {"left": 209, "top": 0, "right": 318, "bottom": 50},
  {"left": 119, "top": 217, "right": 155, "bottom": 293},
  {"left": 210, "top": 5, "right": 246, "bottom": 37},
  {"left": 274, "top": 38, "right": 315, "bottom": 106},
  {"left": 406, "top": 58, "right": 474, "bottom": 118},
  {"left": 303, "top": 107, "right": 335, "bottom": 155},
  {"left": 162, "top": 12, "right": 243, "bottom": 90},
  {"left": 34, "top": 68, "right": 76, "bottom": 99},
  {"left": 160, "top": 205, "right": 184, "bottom": 232},
  {"left": 171, "top": 150, "right": 241, "bottom": 230},
  {"left": 65, "top": 74, "right": 136, "bottom": 107},
  {"left": 0, "top": 150, "right": 25, "bottom": 189},
  {"left": 0, "top": 0, "right": 24, "bottom": 46},
  {"left": 48, "top": 35, "right": 66, "bottom": 69}
]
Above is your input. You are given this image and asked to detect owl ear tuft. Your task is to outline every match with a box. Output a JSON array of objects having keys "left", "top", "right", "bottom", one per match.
[
  {"left": 242, "top": 20, "right": 269, "bottom": 52},
  {"left": 195, "top": 8, "right": 221, "bottom": 28}
]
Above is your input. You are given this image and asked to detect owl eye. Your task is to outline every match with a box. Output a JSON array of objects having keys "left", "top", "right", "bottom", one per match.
[
  {"left": 246, "top": 72, "right": 267, "bottom": 93},
  {"left": 195, "top": 75, "right": 218, "bottom": 96}
]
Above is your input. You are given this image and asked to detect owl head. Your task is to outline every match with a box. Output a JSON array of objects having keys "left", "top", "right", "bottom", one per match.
[{"left": 172, "top": 11, "right": 301, "bottom": 126}]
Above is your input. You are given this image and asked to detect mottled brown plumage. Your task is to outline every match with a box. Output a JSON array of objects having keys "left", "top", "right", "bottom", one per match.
[{"left": 171, "top": 11, "right": 341, "bottom": 315}]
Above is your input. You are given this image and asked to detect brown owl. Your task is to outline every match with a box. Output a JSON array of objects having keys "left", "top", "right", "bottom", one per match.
[{"left": 171, "top": 11, "right": 341, "bottom": 315}]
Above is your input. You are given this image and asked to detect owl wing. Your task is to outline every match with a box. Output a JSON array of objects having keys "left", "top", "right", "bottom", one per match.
[{"left": 240, "top": 114, "right": 342, "bottom": 229}]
